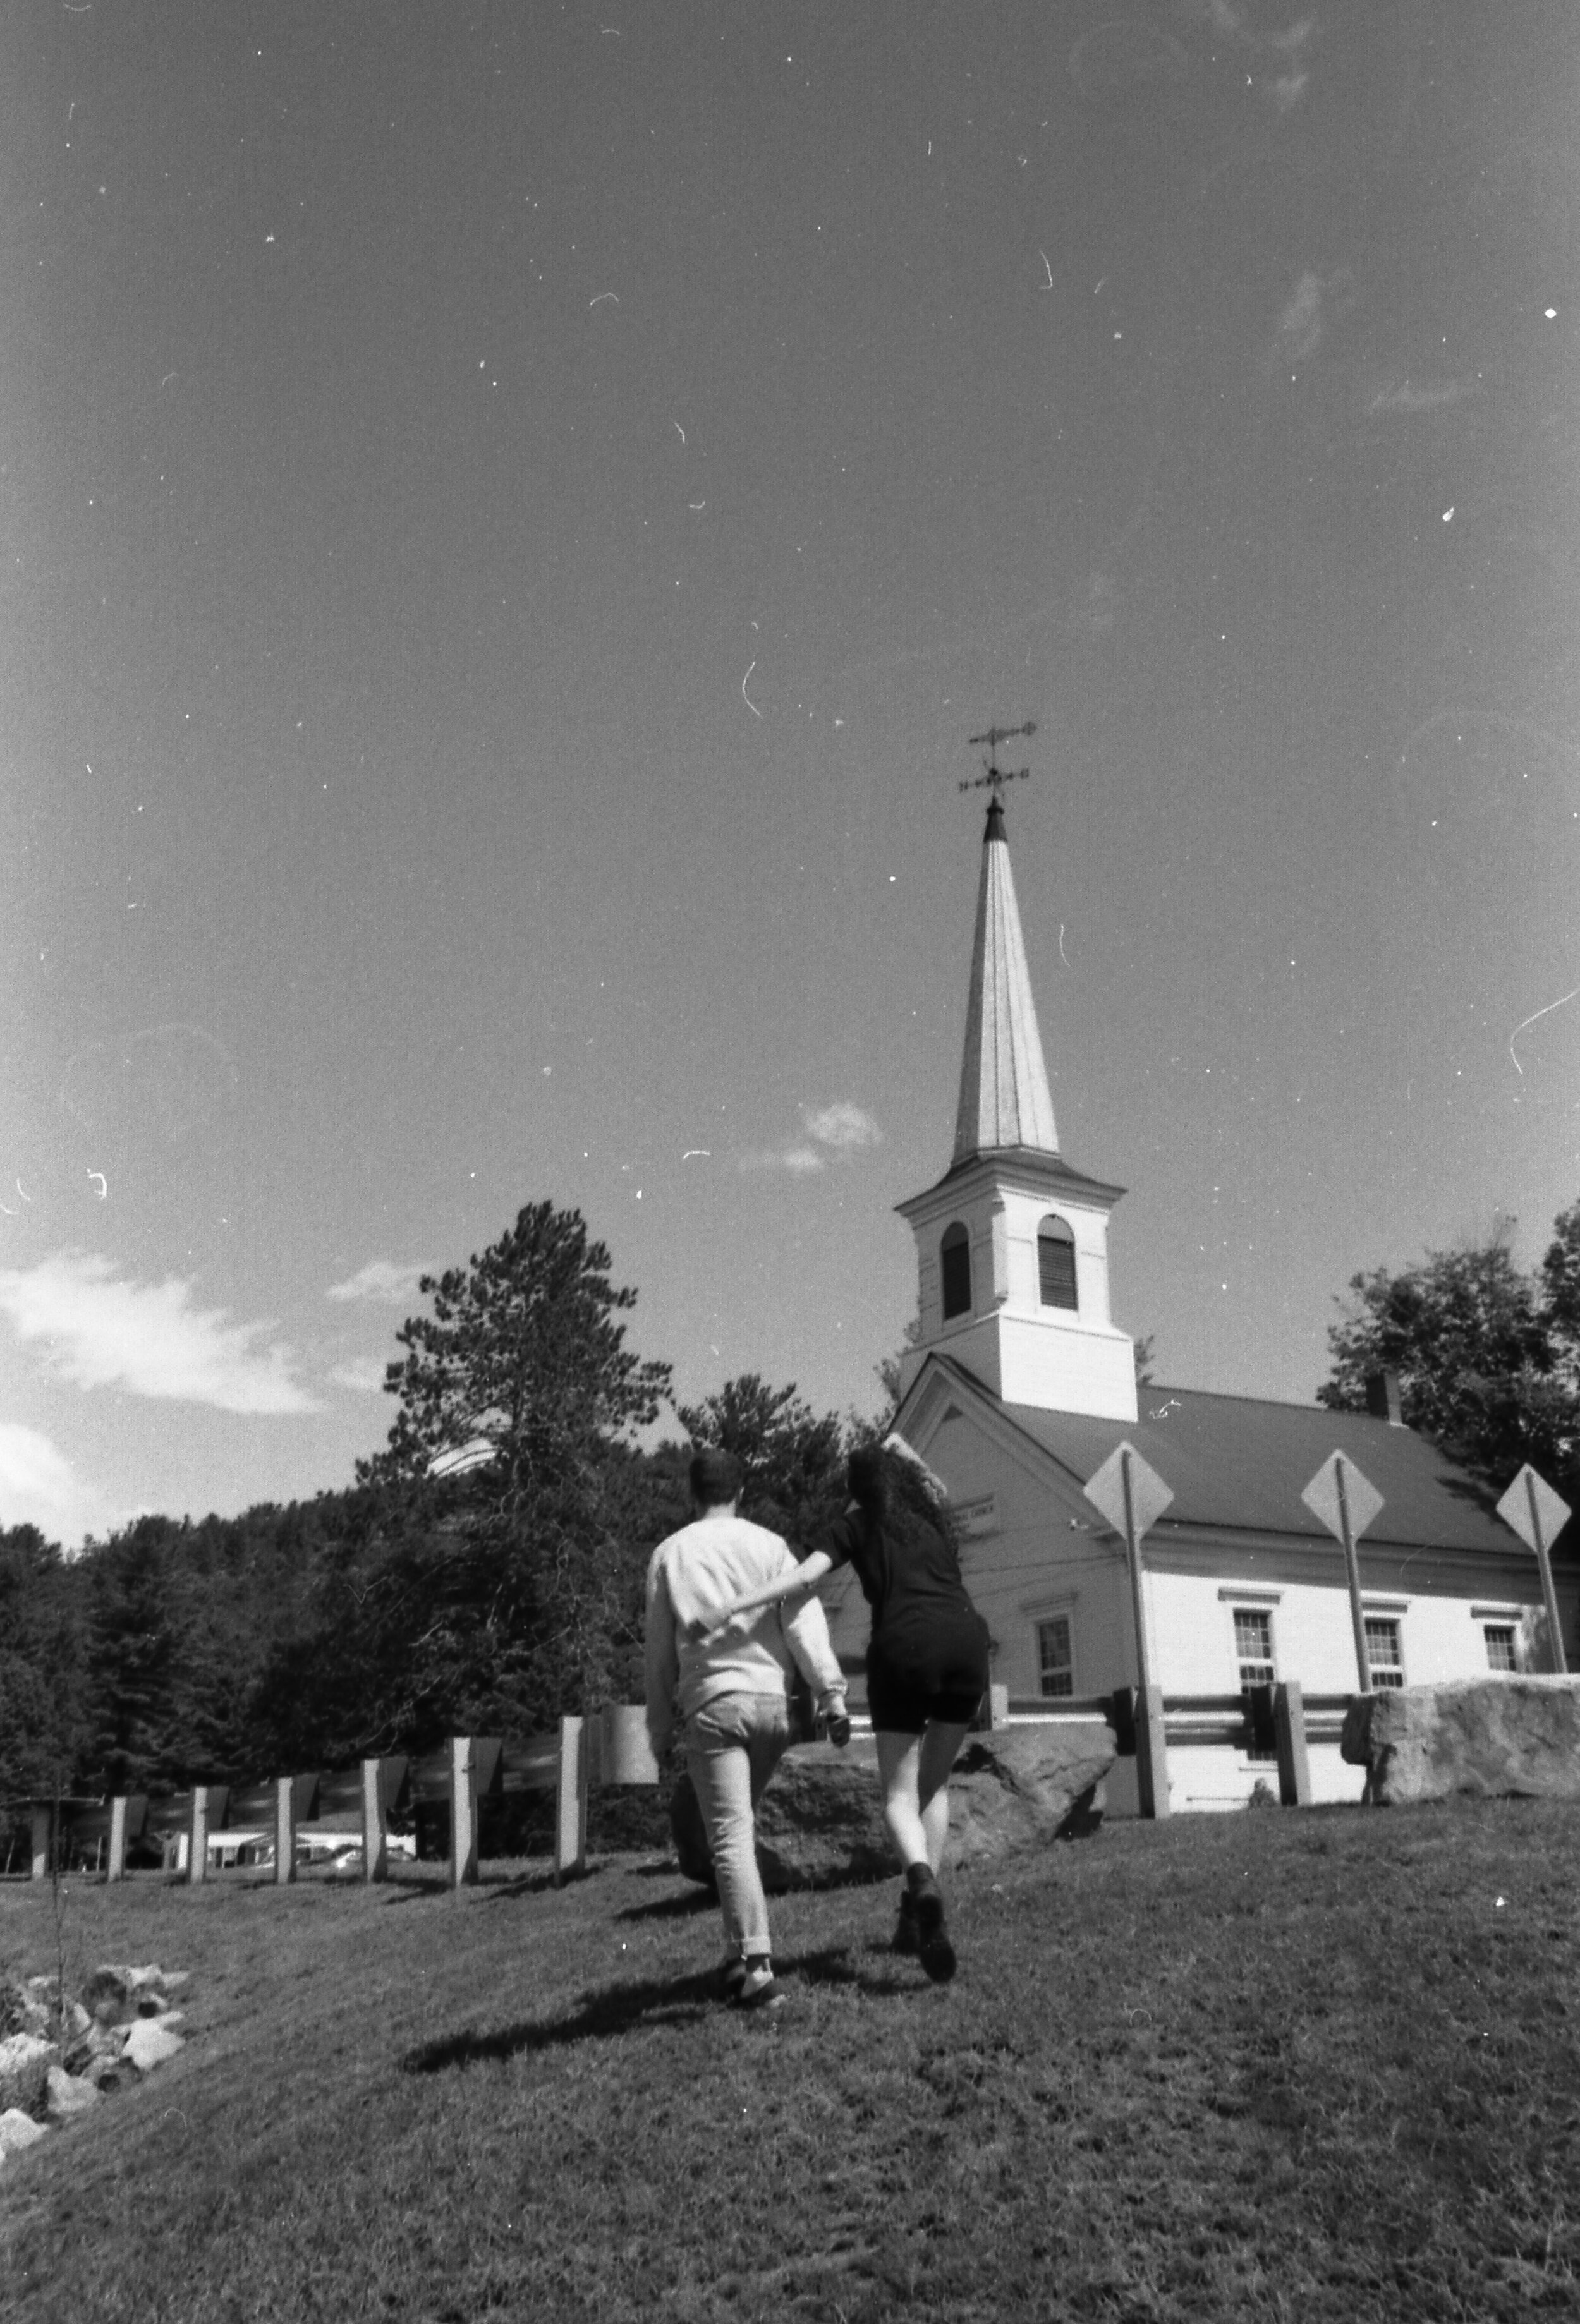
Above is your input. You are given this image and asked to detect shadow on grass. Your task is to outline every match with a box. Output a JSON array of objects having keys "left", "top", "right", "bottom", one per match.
[
  {"left": 400, "top": 1945, "right": 918, "bottom": 2071},
  {"left": 615, "top": 1887, "right": 718, "bottom": 1922}
]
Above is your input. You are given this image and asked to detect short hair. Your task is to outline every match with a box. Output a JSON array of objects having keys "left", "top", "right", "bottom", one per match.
[
  {"left": 689, "top": 1446, "right": 743, "bottom": 1507},
  {"left": 847, "top": 1444, "right": 890, "bottom": 1518}
]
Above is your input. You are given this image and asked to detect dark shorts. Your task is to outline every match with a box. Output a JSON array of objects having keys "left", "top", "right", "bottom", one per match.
[{"left": 866, "top": 1613, "right": 992, "bottom": 1736}]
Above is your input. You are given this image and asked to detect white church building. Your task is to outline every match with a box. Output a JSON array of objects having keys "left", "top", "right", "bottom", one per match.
[{"left": 829, "top": 781, "right": 1574, "bottom": 1813}]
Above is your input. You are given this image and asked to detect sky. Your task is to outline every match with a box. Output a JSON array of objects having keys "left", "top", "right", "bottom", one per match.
[{"left": 1, "top": 1, "right": 1577, "bottom": 1547}]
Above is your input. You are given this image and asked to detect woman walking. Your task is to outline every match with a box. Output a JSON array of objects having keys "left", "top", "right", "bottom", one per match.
[{"left": 696, "top": 1441, "right": 991, "bottom": 1982}]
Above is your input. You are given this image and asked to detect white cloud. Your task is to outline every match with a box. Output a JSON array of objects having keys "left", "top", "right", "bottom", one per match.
[
  {"left": 738, "top": 1144, "right": 827, "bottom": 1175},
  {"left": 0, "top": 1424, "right": 115, "bottom": 1547},
  {"left": 1366, "top": 377, "right": 1481, "bottom": 416},
  {"left": 804, "top": 1100, "right": 884, "bottom": 1152},
  {"left": 325, "top": 1259, "right": 430, "bottom": 1305},
  {"left": 329, "top": 1356, "right": 391, "bottom": 1394},
  {"left": 738, "top": 1099, "right": 883, "bottom": 1174},
  {"left": 0, "top": 1252, "right": 318, "bottom": 1415}
]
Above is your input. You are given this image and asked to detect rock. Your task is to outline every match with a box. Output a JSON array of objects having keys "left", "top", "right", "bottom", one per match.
[
  {"left": 81, "top": 1968, "right": 135, "bottom": 2026},
  {"left": 1342, "top": 1678, "right": 1580, "bottom": 1805},
  {"left": 942, "top": 1727, "right": 1117, "bottom": 1870},
  {"left": 45, "top": 2066, "right": 100, "bottom": 2122},
  {"left": 0, "top": 2033, "right": 56, "bottom": 2120},
  {"left": 0, "top": 2108, "right": 49, "bottom": 2159},
  {"left": 62, "top": 2022, "right": 124, "bottom": 2077},
  {"left": 671, "top": 1724, "right": 1117, "bottom": 1891},
  {"left": 121, "top": 2019, "right": 185, "bottom": 2073},
  {"left": 754, "top": 1746, "right": 896, "bottom": 1890},
  {"left": 671, "top": 1747, "right": 891, "bottom": 1891}
]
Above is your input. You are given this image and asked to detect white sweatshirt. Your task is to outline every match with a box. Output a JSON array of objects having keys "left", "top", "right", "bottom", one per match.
[{"left": 644, "top": 1511, "right": 846, "bottom": 1755}]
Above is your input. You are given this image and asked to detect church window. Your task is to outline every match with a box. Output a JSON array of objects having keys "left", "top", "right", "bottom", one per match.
[
  {"left": 940, "top": 1223, "right": 972, "bottom": 1319},
  {"left": 1037, "top": 1216, "right": 1078, "bottom": 1310},
  {"left": 1232, "top": 1607, "right": 1277, "bottom": 1764},
  {"left": 1483, "top": 1624, "right": 1516, "bottom": 1673},
  {"left": 1036, "top": 1615, "right": 1074, "bottom": 1699},
  {"left": 1364, "top": 1616, "right": 1405, "bottom": 1688}
]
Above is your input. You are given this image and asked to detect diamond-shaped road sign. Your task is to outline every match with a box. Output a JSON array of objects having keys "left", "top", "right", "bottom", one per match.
[
  {"left": 1497, "top": 1465, "right": 1572, "bottom": 1555},
  {"left": 1085, "top": 1441, "right": 1174, "bottom": 1541},
  {"left": 1301, "top": 1451, "right": 1384, "bottom": 1545}
]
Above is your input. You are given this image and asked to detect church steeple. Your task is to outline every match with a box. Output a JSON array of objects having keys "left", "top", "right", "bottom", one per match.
[
  {"left": 952, "top": 794, "right": 1060, "bottom": 1164},
  {"left": 894, "top": 734, "right": 1138, "bottom": 1422}
]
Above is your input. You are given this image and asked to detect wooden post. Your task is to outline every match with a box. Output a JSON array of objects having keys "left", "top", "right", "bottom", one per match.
[
  {"left": 1273, "top": 1681, "right": 1312, "bottom": 1808},
  {"left": 274, "top": 1775, "right": 298, "bottom": 1885},
  {"left": 1335, "top": 1456, "right": 1375, "bottom": 1693},
  {"left": 1524, "top": 1471, "right": 1570, "bottom": 1675},
  {"left": 449, "top": 1736, "right": 478, "bottom": 1888},
  {"left": 29, "top": 1805, "right": 51, "bottom": 1881},
  {"left": 107, "top": 1796, "right": 128, "bottom": 1882},
  {"left": 988, "top": 1683, "right": 1011, "bottom": 1731},
  {"left": 1120, "top": 1450, "right": 1170, "bottom": 1819},
  {"left": 361, "top": 1757, "right": 388, "bottom": 1883},
  {"left": 186, "top": 1787, "right": 209, "bottom": 1885},
  {"left": 1134, "top": 1685, "right": 1170, "bottom": 1820},
  {"left": 554, "top": 1716, "right": 588, "bottom": 1884}
]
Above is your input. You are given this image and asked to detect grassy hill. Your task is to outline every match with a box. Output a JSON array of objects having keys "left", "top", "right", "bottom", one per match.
[{"left": 1, "top": 1798, "right": 1577, "bottom": 2322}]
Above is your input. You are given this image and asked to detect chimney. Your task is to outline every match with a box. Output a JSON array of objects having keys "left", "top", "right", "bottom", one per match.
[{"left": 1364, "top": 1369, "right": 1404, "bottom": 1426}]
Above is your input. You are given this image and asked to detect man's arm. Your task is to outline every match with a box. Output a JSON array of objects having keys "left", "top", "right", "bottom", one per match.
[{"left": 643, "top": 1554, "right": 680, "bottom": 1758}]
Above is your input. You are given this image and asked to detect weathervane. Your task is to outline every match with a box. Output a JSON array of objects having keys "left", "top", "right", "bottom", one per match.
[{"left": 960, "top": 720, "right": 1037, "bottom": 808}]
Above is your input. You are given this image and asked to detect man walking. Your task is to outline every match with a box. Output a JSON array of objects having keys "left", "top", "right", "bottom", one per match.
[{"left": 645, "top": 1446, "right": 850, "bottom": 2010}]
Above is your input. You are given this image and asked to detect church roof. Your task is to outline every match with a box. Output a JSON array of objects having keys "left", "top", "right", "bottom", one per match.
[
  {"left": 952, "top": 800, "right": 1060, "bottom": 1164},
  {"left": 920, "top": 1358, "right": 1554, "bottom": 1558}
]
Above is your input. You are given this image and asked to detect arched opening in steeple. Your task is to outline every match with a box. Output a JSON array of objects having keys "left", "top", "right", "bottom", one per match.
[
  {"left": 940, "top": 1222, "right": 972, "bottom": 1319},
  {"left": 1037, "top": 1215, "right": 1078, "bottom": 1311}
]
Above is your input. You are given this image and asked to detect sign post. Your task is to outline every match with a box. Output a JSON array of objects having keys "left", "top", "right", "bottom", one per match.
[
  {"left": 1301, "top": 1452, "right": 1385, "bottom": 1692},
  {"left": 1085, "top": 1442, "right": 1174, "bottom": 1819},
  {"left": 1495, "top": 1466, "right": 1572, "bottom": 1674}
]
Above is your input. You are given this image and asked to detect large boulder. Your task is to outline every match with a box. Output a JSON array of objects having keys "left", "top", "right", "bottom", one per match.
[
  {"left": 755, "top": 1746, "right": 896, "bottom": 1890},
  {"left": 1342, "top": 1678, "right": 1580, "bottom": 1805},
  {"left": 942, "top": 1727, "right": 1116, "bottom": 1868},
  {"left": 671, "top": 1724, "right": 1115, "bottom": 1891},
  {"left": 669, "top": 1746, "right": 889, "bottom": 1891}
]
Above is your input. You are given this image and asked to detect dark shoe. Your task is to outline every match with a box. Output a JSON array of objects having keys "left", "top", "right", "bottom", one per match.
[
  {"left": 719, "top": 1957, "right": 748, "bottom": 2003},
  {"left": 826, "top": 1712, "right": 852, "bottom": 1748},
  {"left": 892, "top": 1893, "right": 921, "bottom": 1955},
  {"left": 731, "top": 1962, "right": 785, "bottom": 2011},
  {"left": 908, "top": 1868, "right": 957, "bottom": 1984}
]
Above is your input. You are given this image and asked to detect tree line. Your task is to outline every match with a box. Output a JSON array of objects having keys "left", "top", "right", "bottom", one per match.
[{"left": 4, "top": 1195, "right": 1577, "bottom": 1810}]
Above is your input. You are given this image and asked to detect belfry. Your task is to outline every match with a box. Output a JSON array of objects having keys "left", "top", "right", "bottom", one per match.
[{"left": 894, "top": 777, "right": 1138, "bottom": 1421}]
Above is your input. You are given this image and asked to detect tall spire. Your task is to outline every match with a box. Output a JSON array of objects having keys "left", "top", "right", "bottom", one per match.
[{"left": 951, "top": 797, "right": 1060, "bottom": 1163}]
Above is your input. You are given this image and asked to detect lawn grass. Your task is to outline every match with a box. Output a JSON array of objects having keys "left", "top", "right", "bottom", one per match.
[{"left": 1, "top": 1798, "right": 1577, "bottom": 2322}]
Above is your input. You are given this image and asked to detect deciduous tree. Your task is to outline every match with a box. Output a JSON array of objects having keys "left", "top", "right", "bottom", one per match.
[{"left": 1318, "top": 1211, "right": 1580, "bottom": 1494}]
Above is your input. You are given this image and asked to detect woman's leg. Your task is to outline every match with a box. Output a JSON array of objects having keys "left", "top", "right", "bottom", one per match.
[
  {"left": 916, "top": 1719, "right": 972, "bottom": 1873},
  {"left": 874, "top": 1728, "right": 929, "bottom": 1868}
]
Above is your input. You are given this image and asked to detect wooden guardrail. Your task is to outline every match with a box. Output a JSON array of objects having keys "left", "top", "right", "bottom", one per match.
[
  {"left": 8, "top": 1682, "right": 1363, "bottom": 1875},
  {"left": 10, "top": 1705, "right": 666, "bottom": 1892}
]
